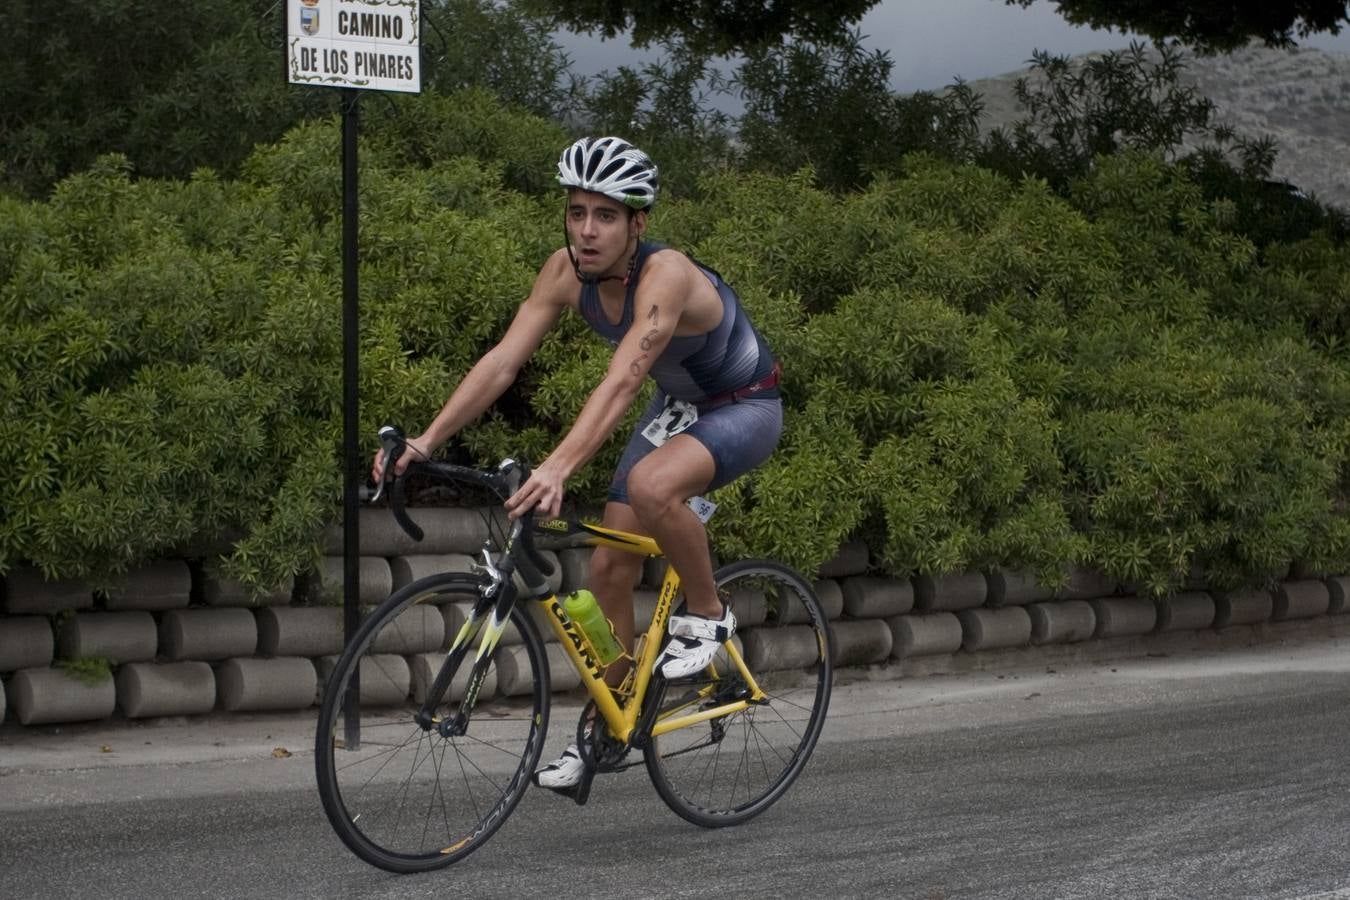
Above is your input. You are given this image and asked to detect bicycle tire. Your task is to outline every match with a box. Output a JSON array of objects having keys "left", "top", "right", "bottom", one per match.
[
  {"left": 315, "top": 572, "right": 551, "bottom": 872},
  {"left": 643, "top": 559, "right": 833, "bottom": 827}
]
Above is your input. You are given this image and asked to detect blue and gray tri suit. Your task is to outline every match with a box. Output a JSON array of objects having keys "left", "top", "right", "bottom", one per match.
[{"left": 576, "top": 241, "right": 783, "bottom": 503}]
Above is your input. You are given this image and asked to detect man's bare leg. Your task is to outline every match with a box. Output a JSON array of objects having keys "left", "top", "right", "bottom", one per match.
[
  {"left": 625, "top": 435, "right": 720, "bottom": 618},
  {"left": 590, "top": 501, "right": 644, "bottom": 689}
]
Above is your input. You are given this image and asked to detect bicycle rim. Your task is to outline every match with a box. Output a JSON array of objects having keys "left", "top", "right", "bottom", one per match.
[
  {"left": 315, "top": 572, "right": 550, "bottom": 872},
  {"left": 644, "top": 559, "right": 833, "bottom": 827}
]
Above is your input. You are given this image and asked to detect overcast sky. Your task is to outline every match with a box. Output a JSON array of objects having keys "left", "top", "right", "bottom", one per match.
[{"left": 558, "top": 0, "right": 1350, "bottom": 94}]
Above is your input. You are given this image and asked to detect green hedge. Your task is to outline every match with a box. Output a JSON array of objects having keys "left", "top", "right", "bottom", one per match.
[{"left": 3, "top": 95, "right": 1348, "bottom": 597}]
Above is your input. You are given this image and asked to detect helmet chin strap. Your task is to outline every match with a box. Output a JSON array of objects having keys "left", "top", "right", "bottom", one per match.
[{"left": 563, "top": 215, "right": 640, "bottom": 286}]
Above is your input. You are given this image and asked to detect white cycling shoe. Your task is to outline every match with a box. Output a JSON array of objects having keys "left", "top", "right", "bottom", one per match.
[
  {"left": 533, "top": 743, "right": 585, "bottom": 790},
  {"left": 656, "top": 606, "right": 737, "bottom": 679}
]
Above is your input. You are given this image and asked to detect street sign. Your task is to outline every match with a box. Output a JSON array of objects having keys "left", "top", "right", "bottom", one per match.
[{"left": 286, "top": 0, "right": 421, "bottom": 94}]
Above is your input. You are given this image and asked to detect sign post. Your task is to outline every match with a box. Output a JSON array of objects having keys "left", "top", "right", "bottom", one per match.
[{"left": 286, "top": 0, "right": 420, "bottom": 751}]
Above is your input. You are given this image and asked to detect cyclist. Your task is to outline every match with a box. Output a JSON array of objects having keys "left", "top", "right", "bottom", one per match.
[{"left": 372, "top": 136, "right": 783, "bottom": 791}]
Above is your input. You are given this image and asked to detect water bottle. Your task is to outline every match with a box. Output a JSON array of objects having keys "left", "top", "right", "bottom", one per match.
[{"left": 563, "top": 589, "right": 625, "bottom": 665}]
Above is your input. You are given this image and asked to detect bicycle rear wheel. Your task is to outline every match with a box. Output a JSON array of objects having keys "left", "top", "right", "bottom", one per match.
[
  {"left": 644, "top": 559, "right": 833, "bottom": 827},
  {"left": 315, "top": 572, "right": 550, "bottom": 872}
]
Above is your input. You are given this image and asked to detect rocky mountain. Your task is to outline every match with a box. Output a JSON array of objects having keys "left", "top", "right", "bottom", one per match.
[{"left": 963, "top": 43, "right": 1350, "bottom": 211}]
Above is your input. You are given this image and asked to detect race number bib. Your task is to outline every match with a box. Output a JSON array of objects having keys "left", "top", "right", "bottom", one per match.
[
  {"left": 641, "top": 398, "right": 698, "bottom": 447},
  {"left": 686, "top": 495, "right": 717, "bottom": 523}
]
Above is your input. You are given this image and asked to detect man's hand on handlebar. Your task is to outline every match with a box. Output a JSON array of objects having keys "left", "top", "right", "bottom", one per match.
[
  {"left": 371, "top": 433, "right": 434, "bottom": 485},
  {"left": 503, "top": 459, "right": 566, "bottom": 521}
]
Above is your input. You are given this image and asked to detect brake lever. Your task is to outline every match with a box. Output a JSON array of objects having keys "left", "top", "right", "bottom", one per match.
[{"left": 370, "top": 424, "right": 405, "bottom": 504}]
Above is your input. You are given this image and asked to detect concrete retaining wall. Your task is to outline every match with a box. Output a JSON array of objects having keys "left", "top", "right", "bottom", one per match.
[{"left": 4, "top": 508, "right": 1350, "bottom": 728}]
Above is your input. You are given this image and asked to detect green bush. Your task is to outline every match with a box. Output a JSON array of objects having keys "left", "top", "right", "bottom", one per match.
[{"left": 3, "top": 101, "right": 1347, "bottom": 598}]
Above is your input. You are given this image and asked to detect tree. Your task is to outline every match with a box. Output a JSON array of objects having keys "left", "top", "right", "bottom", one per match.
[
  {"left": 1006, "top": 0, "right": 1349, "bottom": 53},
  {"left": 528, "top": 0, "right": 878, "bottom": 54},
  {"left": 734, "top": 31, "right": 984, "bottom": 191},
  {"left": 0, "top": 0, "right": 572, "bottom": 199}
]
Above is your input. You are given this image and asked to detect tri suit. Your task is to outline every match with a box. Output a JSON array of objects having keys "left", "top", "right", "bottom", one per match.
[{"left": 575, "top": 240, "right": 784, "bottom": 503}]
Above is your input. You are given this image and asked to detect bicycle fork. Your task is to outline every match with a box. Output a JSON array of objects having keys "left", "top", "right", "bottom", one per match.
[{"left": 416, "top": 549, "right": 518, "bottom": 737}]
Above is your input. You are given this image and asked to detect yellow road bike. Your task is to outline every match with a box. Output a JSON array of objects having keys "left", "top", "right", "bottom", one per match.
[{"left": 315, "top": 428, "right": 834, "bottom": 873}]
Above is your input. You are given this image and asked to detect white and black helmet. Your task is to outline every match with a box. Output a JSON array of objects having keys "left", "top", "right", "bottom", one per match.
[{"left": 557, "top": 136, "right": 659, "bottom": 210}]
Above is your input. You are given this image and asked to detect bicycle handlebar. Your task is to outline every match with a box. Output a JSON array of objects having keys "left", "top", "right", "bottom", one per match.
[{"left": 372, "top": 425, "right": 555, "bottom": 593}]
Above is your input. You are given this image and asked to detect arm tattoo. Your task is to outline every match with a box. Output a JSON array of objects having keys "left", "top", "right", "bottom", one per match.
[{"left": 631, "top": 305, "right": 660, "bottom": 374}]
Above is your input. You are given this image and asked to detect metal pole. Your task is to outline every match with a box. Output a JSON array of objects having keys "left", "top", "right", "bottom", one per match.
[{"left": 341, "top": 88, "right": 362, "bottom": 751}]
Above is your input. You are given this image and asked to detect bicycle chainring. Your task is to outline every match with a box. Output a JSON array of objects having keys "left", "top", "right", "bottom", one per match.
[{"left": 577, "top": 700, "right": 631, "bottom": 773}]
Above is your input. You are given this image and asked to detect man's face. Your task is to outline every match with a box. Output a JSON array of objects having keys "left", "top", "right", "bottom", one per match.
[{"left": 566, "top": 190, "right": 646, "bottom": 276}]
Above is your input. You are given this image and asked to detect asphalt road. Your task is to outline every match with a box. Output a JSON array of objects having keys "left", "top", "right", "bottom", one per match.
[{"left": 3, "top": 637, "right": 1349, "bottom": 899}]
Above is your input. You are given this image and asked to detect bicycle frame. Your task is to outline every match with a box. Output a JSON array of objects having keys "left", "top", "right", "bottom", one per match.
[{"left": 527, "top": 519, "right": 769, "bottom": 746}]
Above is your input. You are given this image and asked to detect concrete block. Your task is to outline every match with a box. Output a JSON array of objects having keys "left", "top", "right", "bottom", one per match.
[
  {"left": 57, "top": 612, "right": 157, "bottom": 664},
  {"left": 545, "top": 643, "right": 582, "bottom": 693},
  {"left": 104, "top": 560, "right": 191, "bottom": 612},
  {"left": 409, "top": 651, "right": 498, "bottom": 704},
  {"left": 116, "top": 661, "right": 216, "bottom": 718},
  {"left": 1027, "top": 601, "right": 1096, "bottom": 645},
  {"left": 314, "top": 654, "right": 411, "bottom": 707},
  {"left": 830, "top": 619, "right": 892, "bottom": 667},
  {"left": 914, "top": 572, "right": 986, "bottom": 612},
  {"left": 741, "top": 624, "right": 829, "bottom": 673},
  {"left": 1328, "top": 576, "right": 1350, "bottom": 615},
  {"left": 0, "top": 616, "right": 55, "bottom": 672},
  {"left": 389, "top": 554, "right": 477, "bottom": 589},
  {"left": 369, "top": 603, "right": 446, "bottom": 655},
  {"left": 958, "top": 607, "right": 1033, "bottom": 651},
  {"left": 815, "top": 579, "right": 846, "bottom": 621},
  {"left": 1090, "top": 597, "right": 1157, "bottom": 638},
  {"left": 772, "top": 579, "right": 845, "bottom": 624},
  {"left": 1273, "top": 580, "right": 1331, "bottom": 621},
  {"left": 1154, "top": 592, "right": 1215, "bottom": 633},
  {"left": 817, "top": 540, "right": 869, "bottom": 579},
  {"left": 887, "top": 612, "right": 963, "bottom": 659},
  {"left": 842, "top": 577, "right": 915, "bottom": 619},
  {"left": 324, "top": 506, "right": 493, "bottom": 556},
  {"left": 524, "top": 599, "right": 560, "bottom": 643},
  {"left": 316, "top": 556, "right": 393, "bottom": 606},
  {"left": 1213, "top": 588, "right": 1274, "bottom": 629},
  {"left": 201, "top": 573, "right": 292, "bottom": 608},
  {"left": 216, "top": 657, "right": 316, "bottom": 712},
  {"left": 160, "top": 608, "right": 258, "bottom": 662},
  {"left": 723, "top": 581, "right": 770, "bottom": 627},
  {"left": 985, "top": 568, "right": 1053, "bottom": 607},
  {"left": 9, "top": 666, "right": 116, "bottom": 725},
  {"left": 1056, "top": 567, "right": 1119, "bottom": 602},
  {"left": 3, "top": 568, "right": 95, "bottom": 614},
  {"left": 256, "top": 606, "right": 343, "bottom": 658}
]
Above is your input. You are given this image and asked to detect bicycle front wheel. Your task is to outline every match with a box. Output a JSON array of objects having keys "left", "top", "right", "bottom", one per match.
[
  {"left": 315, "top": 572, "right": 550, "bottom": 872},
  {"left": 644, "top": 559, "right": 833, "bottom": 827}
]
